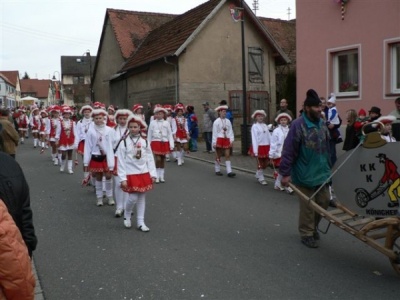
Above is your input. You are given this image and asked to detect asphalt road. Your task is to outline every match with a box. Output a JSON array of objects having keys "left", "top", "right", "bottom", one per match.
[{"left": 15, "top": 142, "right": 400, "bottom": 300}]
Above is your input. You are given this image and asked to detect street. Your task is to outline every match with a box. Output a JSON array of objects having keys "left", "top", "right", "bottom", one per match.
[{"left": 15, "top": 143, "right": 400, "bottom": 299}]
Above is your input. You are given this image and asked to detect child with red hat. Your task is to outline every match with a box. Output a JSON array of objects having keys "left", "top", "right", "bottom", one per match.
[
  {"left": 132, "top": 104, "right": 147, "bottom": 137},
  {"left": 106, "top": 105, "right": 117, "bottom": 128},
  {"left": 116, "top": 115, "right": 157, "bottom": 231},
  {"left": 29, "top": 107, "right": 40, "bottom": 148},
  {"left": 16, "top": 107, "right": 29, "bottom": 144},
  {"left": 147, "top": 105, "right": 174, "bottom": 183},
  {"left": 377, "top": 115, "right": 397, "bottom": 142},
  {"left": 269, "top": 112, "right": 293, "bottom": 193},
  {"left": 83, "top": 109, "right": 115, "bottom": 206},
  {"left": 171, "top": 103, "right": 189, "bottom": 166},
  {"left": 39, "top": 110, "right": 49, "bottom": 153},
  {"left": 112, "top": 109, "right": 132, "bottom": 217},
  {"left": 212, "top": 105, "right": 235, "bottom": 177},
  {"left": 74, "top": 105, "right": 93, "bottom": 181},
  {"left": 55, "top": 106, "right": 76, "bottom": 174},
  {"left": 47, "top": 106, "right": 61, "bottom": 165},
  {"left": 250, "top": 110, "right": 271, "bottom": 185}
]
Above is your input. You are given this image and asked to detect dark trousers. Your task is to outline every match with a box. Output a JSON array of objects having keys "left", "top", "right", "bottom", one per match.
[{"left": 203, "top": 132, "right": 212, "bottom": 151}]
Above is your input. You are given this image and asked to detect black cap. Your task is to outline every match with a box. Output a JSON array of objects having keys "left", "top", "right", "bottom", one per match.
[
  {"left": 303, "top": 89, "right": 321, "bottom": 107},
  {"left": 369, "top": 106, "right": 381, "bottom": 115}
]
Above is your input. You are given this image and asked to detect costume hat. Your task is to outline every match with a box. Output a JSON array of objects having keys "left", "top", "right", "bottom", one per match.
[
  {"left": 251, "top": 110, "right": 266, "bottom": 119},
  {"left": 114, "top": 109, "right": 132, "bottom": 119},
  {"left": 304, "top": 89, "right": 321, "bottom": 107},
  {"left": 132, "top": 104, "right": 143, "bottom": 112},
  {"left": 127, "top": 115, "right": 147, "bottom": 130},
  {"left": 79, "top": 105, "right": 93, "bottom": 115},
  {"left": 327, "top": 93, "right": 336, "bottom": 104},
  {"left": 215, "top": 105, "right": 228, "bottom": 112},
  {"left": 275, "top": 112, "right": 292, "bottom": 123}
]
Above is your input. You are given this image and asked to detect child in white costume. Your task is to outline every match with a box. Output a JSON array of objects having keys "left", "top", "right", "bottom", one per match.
[
  {"left": 376, "top": 115, "right": 397, "bottom": 142},
  {"left": 29, "top": 107, "right": 40, "bottom": 148},
  {"left": 74, "top": 105, "right": 93, "bottom": 182},
  {"left": 83, "top": 109, "right": 115, "bottom": 207},
  {"left": 112, "top": 109, "right": 132, "bottom": 217},
  {"left": 212, "top": 105, "right": 235, "bottom": 177},
  {"left": 250, "top": 110, "right": 271, "bottom": 185},
  {"left": 147, "top": 105, "right": 174, "bottom": 183},
  {"left": 163, "top": 104, "right": 174, "bottom": 162},
  {"left": 16, "top": 107, "right": 29, "bottom": 144},
  {"left": 47, "top": 106, "right": 61, "bottom": 165},
  {"left": 55, "top": 106, "right": 76, "bottom": 174},
  {"left": 117, "top": 115, "right": 157, "bottom": 231},
  {"left": 171, "top": 103, "right": 190, "bottom": 166},
  {"left": 39, "top": 110, "right": 49, "bottom": 154},
  {"left": 269, "top": 112, "right": 293, "bottom": 194}
]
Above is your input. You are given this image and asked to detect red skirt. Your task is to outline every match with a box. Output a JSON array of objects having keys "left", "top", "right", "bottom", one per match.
[
  {"left": 88, "top": 158, "right": 109, "bottom": 173},
  {"left": 176, "top": 129, "right": 187, "bottom": 140},
  {"left": 216, "top": 137, "right": 231, "bottom": 149},
  {"left": 77, "top": 140, "right": 85, "bottom": 155},
  {"left": 248, "top": 145, "right": 270, "bottom": 158},
  {"left": 271, "top": 158, "right": 281, "bottom": 167},
  {"left": 122, "top": 173, "right": 153, "bottom": 193},
  {"left": 151, "top": 141, "right": 170, "bottom": 155}
]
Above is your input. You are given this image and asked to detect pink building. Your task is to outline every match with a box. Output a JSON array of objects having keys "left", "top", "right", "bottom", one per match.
[{"left": 296, "top": 0, "right": 400, "bottom": 116}]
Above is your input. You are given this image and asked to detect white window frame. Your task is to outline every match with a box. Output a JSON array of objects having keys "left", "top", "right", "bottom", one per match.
[
  {"left": 332, "top": 49, "right": 360, "bottom": 97},
  {"left": 391, "top": 43, "right": 400, "bottom": 94}
]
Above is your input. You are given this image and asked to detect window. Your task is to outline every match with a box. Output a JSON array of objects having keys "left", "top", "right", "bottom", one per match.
[
  {"left": 73, "top": 76, "right": 85, "bottom": 85},
  {"left": 391, "top": 43, "right": 400, "bottom": 93},
  {"left": 333, "top": 49, "right": 359, "bottom": 96},
  {"left": 229, "top": 90, "right": 270, "bottom": 122},
  {"left": 248, "top": 47, "right": 264, "bottom": 83}
]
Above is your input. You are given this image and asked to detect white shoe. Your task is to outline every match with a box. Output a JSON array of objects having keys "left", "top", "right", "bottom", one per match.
[
  {"left": 285, "top": 187, "right": 294, "bottom": 194},
  {"left": 137, "top": 224, "right": 150, "bottom": 232},
  {"left": 166, "top": 157, "right": 170, "bottom": 162},
  {"left": 160, "top": 177, "right": 165, "bottom": 183},
  {"left": 181, "top": 158, "right": 184, "bottom": 164},
  {"left": 259, "top": 180, "right": 268, "bottom": 185},
  {"left": 60, "top": 166, "right": 65, "bottom": 172},
  {"left": 155, "top": 178, "right": 160, "bottom": 183},
  {"left": 54, "top": 159, "right": 58, "bottom": 166},
  {"left": 124, "top": 219, "right": 131, "bottom": 228},
  {"left": 107, "top": 197, "right": 115, "bottom": 206},
  {"left": 274, "top": 185, "right": 285, "bottom": 191},
  {"left": 68, "top": 169, "right": 73, "bottom": 174},
  {"left": 115, "top": 209, "right": 123, "bottom": 218},
  {"left": 96, "top": 198, "right": 103, "bottom": 206}
]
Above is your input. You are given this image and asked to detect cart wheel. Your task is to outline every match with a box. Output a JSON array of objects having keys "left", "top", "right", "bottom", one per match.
[
  {"left": 387, "top": 227, "right": 400, "bottom": 275},
  {"left": 355, "top": 190, "right": 370, "bottom": 208}
]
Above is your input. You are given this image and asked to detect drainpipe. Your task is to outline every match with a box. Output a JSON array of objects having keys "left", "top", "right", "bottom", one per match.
[{"left": 164, "top": 57, "right": 179, "bottom": 104}]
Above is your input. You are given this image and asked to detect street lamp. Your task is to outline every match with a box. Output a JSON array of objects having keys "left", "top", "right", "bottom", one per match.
[{"left": 51, "top": 71, "right": 62, "bottom": 105}]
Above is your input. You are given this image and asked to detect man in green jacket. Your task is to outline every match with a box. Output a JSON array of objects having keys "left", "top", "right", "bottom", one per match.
[{"left": 280, "top": 89, "right": 331, "bottom": 248}]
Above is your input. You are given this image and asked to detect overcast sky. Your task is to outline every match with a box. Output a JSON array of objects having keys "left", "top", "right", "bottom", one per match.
[{"left": 0, "top": 0, "right": 295, "bottom": 80}]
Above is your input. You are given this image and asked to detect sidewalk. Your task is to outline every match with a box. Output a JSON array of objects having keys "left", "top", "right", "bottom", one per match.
[{"left": 185, "top": 140, "right": 275, "bottom": 179}]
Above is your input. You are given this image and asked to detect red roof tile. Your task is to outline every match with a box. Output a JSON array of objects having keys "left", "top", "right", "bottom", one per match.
[
  {"left": 259, "top": 18, "right": 296, "bottom": 64},
  {"left": 20, "top": 79, "right": 51, "bottom": 98},
  {"left": 0, "top": 71, "right": 19, "bottom": 86},
  {"left": 108, "top": 9, "right": 176, "bottom": 59},
  {"left": 121, "top": 0, "right": 290, "bottom": 72}
]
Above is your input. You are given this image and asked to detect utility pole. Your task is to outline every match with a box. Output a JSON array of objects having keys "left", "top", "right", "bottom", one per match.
[
  {"left": 252, "top": 0, "right": 259, "bottom": 16},
  {"left": 287, "top": 7, "right": 291, "bottom": 20}
]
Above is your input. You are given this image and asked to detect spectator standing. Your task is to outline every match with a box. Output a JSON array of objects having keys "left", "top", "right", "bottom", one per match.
[
  {"left": 145, "top": 102, "right": 154, "bottom": 126},
  {"left": 342, "top": 109, "right": 360, "bottom": 151},
  {"left": 275, "top": 98, "right": 294, "bottom": 120},
  {"left": 0, "top": 108, "right": 19, "bottom": 158},
  {"left": 202, "top": 102, "right": 215, "bottom": 153},
  {"left": 186, "top": 105, "right": 198, "bottom": 152},
  {"left": 0, "top": 125, "right": 38, "bottom": 257},
  {"left": 280, "top": 89, "right": 331, "bottom": 248},
  {"left": 363, "top": 106, "right": 382, "bottom": 134},
  {"left": 388, "top": 97, "right": 400, "bottom": 140}
]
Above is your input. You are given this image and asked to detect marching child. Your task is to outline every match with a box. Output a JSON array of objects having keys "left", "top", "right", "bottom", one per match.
[
  {"left": 29, "top": 107, "right": 40, "bottom": 148},
  {"left": 117, "top": 115, "right": 157, "bottom": 231},
  {"left": 74, "top": 105, "right": 93, "bottom": 182},
  {"left": 132, "top": 104, "right": 147, "bottom": 137},
  {"left": 171, "top": 103, "right": 190, "bottom": 166},
  {"left": 269, "top": 112, "right": 293, "bottom": 193},
  {"left": 106, "top": 105, "right": 117, "bottom": 128},
  {"left": 112, "top": 109, "right": 132, "bottom": 217},
  {"left": 47, "top": 106, "right": 61, "bottom": 165},
  {"left": 55, "top": 106, "right": 76, "bottom": 174},
  {"left": 147, "top": 105, "right": 174, "bottom": 183},
  {"left": 250, "top": 110, "right": 271, "bottom": 185},
  {"left": 83, "top": 109, "right": 115, "bottom": 206},
  {"left": 17, "top": 107, "right": 29, "bottom": 144},
  {"left": 212, "top": 105, "right": 235, "bottom": 177},
  {"left": 163, "top": 104, "right": 174, "bottom": 162},
  {"left": 39, "top": 110, "right": 49, "bottom": 153}
]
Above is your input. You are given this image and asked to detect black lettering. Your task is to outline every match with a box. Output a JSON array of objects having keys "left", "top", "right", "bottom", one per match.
[
  {"left": 360, "top": 164, "right": 366, "bottom": 172},
  {"left": 366, "top": 174, "right": 372, "bottom": 182},
  {"left": 369, "top": 163, "right": 375, "bottom": 171}
]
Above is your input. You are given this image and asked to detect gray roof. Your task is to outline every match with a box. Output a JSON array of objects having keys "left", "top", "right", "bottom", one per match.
[{"left": 61, "top": 56, "right": 97, "bottom": 76}]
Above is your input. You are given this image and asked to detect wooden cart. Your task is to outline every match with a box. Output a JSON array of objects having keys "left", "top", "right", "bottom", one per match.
[{"left": 290, "top": 184, "right": 400, "bottom": 274}]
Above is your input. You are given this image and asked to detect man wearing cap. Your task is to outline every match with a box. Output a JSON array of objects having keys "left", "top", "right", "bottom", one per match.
[
  {"left": 389, "top": 97, "right": 400, "bottom": 140},
  {"left": 364, "top": 106, "right": 382, "bottom": 134},
  {"left": 202, "top": 102, "right": 216, "bottom": 153},
  {"left": 280, "top": 89, "right": 331, "bottom": 248}
]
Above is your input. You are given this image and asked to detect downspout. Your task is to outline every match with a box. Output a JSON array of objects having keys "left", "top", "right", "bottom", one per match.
[{"left": 164, "top": 57, "right": 179, "bottom": 104}]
